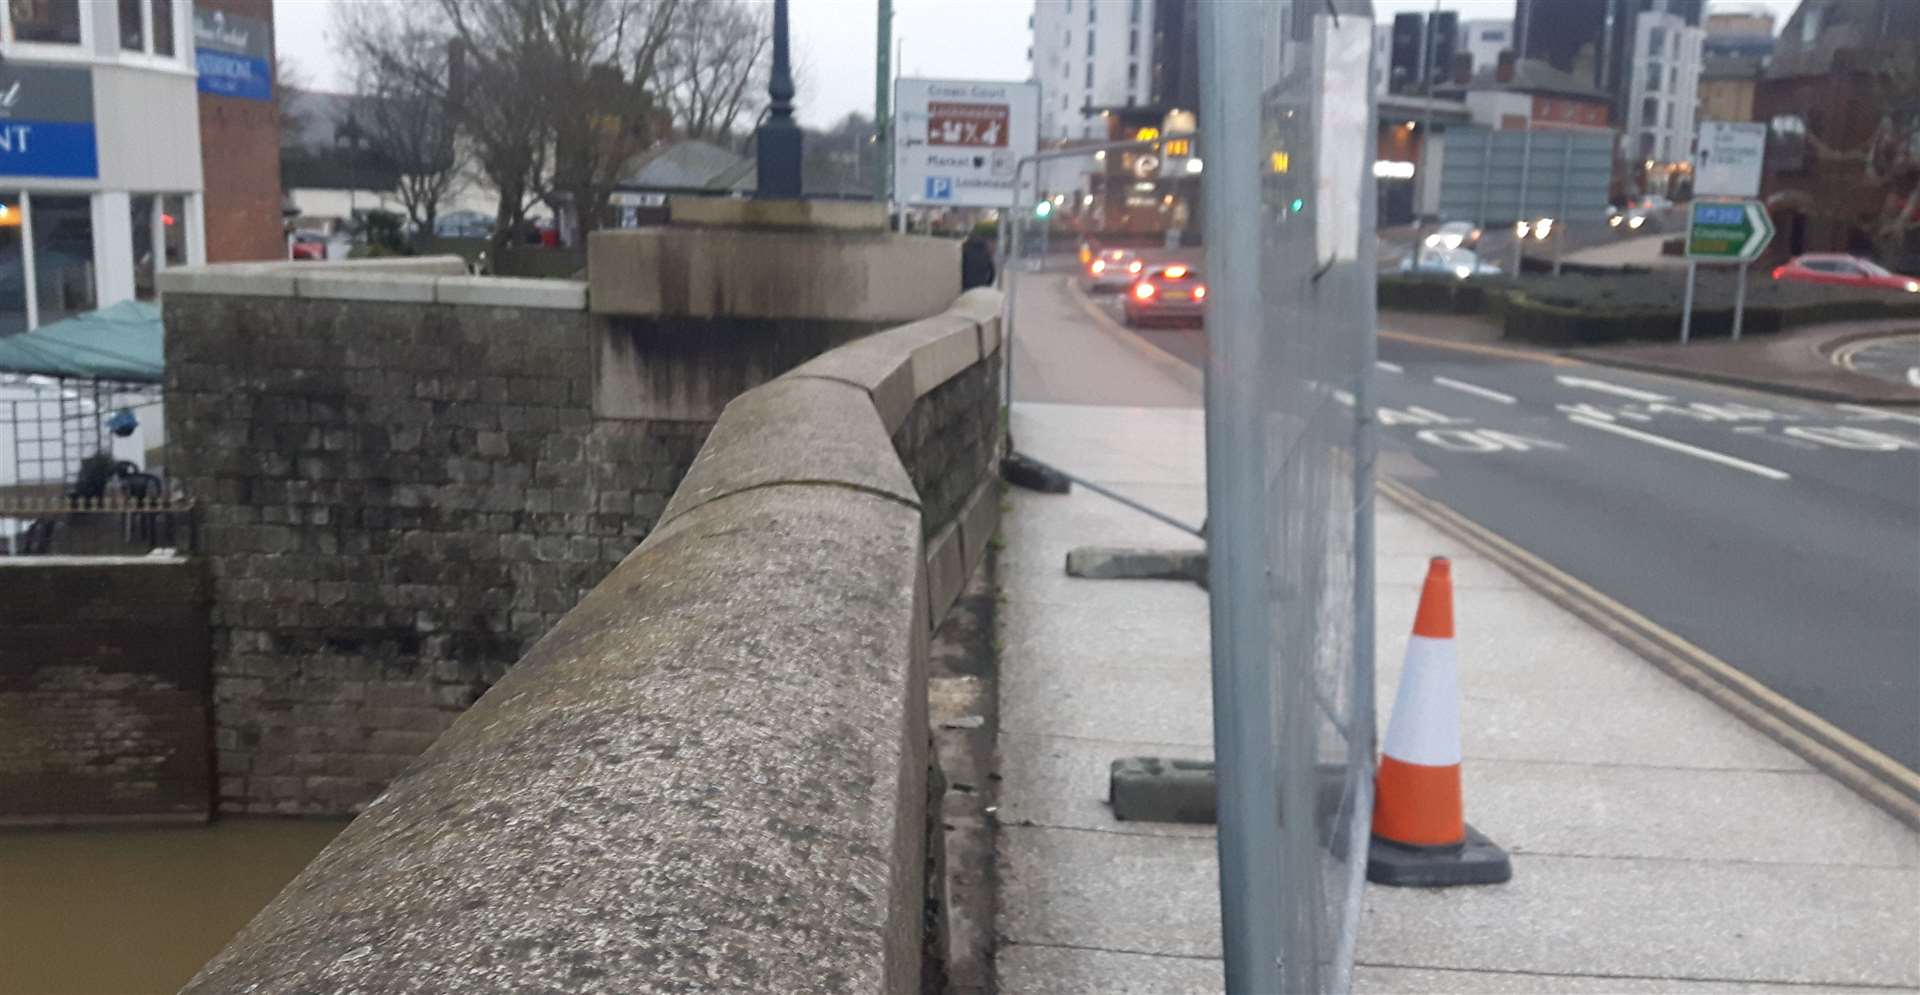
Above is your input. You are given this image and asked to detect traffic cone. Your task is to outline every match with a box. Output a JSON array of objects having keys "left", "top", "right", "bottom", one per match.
[{"left": 1367, "top": 557, "right": 1512, "bottom": 887}]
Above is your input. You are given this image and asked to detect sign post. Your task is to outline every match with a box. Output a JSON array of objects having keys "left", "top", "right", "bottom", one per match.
[
  {"left": 893, "top": 78, "right": 1041, "bottom": 211},
  {"left": 1682, "top": 199, "right": 1775, "bottom": 343}
]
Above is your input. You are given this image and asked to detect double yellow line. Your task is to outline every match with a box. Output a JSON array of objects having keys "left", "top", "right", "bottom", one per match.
[{"left": 1379, "top": 476, "right": 1920, "bottom": 830}]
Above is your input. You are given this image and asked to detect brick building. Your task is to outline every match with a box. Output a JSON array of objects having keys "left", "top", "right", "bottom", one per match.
[{"left": 195, "top": 0, "right": 284, "bottom": 262}]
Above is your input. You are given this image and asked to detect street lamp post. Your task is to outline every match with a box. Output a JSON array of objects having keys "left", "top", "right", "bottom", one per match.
[{"left": 756, "top": 0, "right": 803, "bottom": 198}]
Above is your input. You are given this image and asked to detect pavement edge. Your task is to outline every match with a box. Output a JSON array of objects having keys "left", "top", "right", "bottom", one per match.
[
  {"left": 1378, "top": 476, "right": 1920, "bottom": 831},
  {"left": 1570, "top": 351, "right": 1916, "bottom": 405}
]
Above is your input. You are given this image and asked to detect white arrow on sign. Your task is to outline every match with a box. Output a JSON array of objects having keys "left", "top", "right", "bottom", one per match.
[{"left": 1738, "top": 200, "right": 1775, "bottom": 260}]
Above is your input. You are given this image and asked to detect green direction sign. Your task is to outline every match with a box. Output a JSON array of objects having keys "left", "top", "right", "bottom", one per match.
[{"left": 1687, "top": 200, "right": 1774, "bottom": 261}]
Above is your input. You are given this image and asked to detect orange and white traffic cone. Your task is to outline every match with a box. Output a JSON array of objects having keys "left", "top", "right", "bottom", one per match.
[{"left": 1367, "top": 557, "right": 1512, "bottom": 887}]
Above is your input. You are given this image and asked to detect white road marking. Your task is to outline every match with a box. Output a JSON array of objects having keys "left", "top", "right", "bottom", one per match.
[
  {"left": 1838, "top": 403, "right": 1920, "bottom": 426},
  {"left": 1555, "top": 401, "right": 1654, "bottom": 423},
  {"left": 1376, "top": 361, "right": 1404, "bottom": 374},
  {"left": 1783, "top": 426, "right": 1918, "bottom": 451},
  {"left": 1332, "top": 389, "right": 1356, "bottom": 408},
  {"left": 1379, "top": 405, "right": 1468, "bottom": 426},
  {"left": 1417, "top": 428, "right": 1564, "bottom": 453},
  {"left": 1555, "top": 375, "right": 1673, "bottom": 402},
  {"left": 1568, "top": 415, "right": 1792, "bottom": 480},
  {"left": 1432, "top": 376, "right": 1517, "bottom": 405}
]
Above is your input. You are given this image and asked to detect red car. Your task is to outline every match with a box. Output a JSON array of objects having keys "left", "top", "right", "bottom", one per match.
[
  {"left": 1122, "top": 263, "right": 1207, "bottom": 326},
  {"left": 289, "top": 231, "right": 327, "bottom": 261},
  {"left": 1771, "top": 254, "right": 1920, "bottom": 293}
]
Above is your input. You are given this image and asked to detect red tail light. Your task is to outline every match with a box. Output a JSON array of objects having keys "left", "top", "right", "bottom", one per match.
[
  {"left": 1771, "top": 266, "right": 1786, "bottom": 279},
  {"left": 1193, "top": 284, "right": 1207, "bottom": 300},
  {"left": 1133, "top": 281, "right": 1157, "bottom": 300}
]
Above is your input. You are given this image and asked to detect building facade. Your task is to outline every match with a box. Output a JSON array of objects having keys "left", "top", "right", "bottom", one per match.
[
  {"left": 1030, "top": 0, "right": 1156, "bottom": 140},
  {"left": 0, "top": 0, "right": 204, "bottom": 335},
  {"left": 196, "top": 0, "right": 282, "bottom": 262},
  {"left": 1703, "top": 9, "right": 1775, "bottom": 61},
  {"left": 1461, "top": 19, "right": 1514, "bottom": 78},
  {"left": 1622, "top": 9, "right": 1706, "bottom": 168},
  {"left": 1698, "top": 57, "right": 1763, "bottom": 124}
]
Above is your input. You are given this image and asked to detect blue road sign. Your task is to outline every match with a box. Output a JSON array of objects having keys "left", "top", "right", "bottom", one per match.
[{"left": 925, "top": 176, "right": 954, "bottom": 200}]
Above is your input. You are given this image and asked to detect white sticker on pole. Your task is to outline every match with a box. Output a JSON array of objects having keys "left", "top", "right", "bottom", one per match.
[{"left": 1312, "top": 14, "right": 1370, "bottom": 265}]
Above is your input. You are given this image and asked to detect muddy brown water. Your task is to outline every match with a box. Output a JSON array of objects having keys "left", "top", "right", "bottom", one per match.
[{"left": 0, "top": 819, "right": 345, "bottom": 994}]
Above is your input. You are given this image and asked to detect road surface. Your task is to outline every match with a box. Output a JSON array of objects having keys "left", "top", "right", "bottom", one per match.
[{"left": 1018, "top": 272, "right": 1920, "bottom": 770}]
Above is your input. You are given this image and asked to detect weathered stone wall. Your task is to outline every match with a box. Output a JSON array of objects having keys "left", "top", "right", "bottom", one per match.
[
  {"left": 184, "top": 289, "right": 1006, "bottom": 995},
  {"left": 0, "top": 557, "right": 212, "bottom": 825},
  {"left": 893, "top": 352, "right": 1001, "bottom": 540},
  {"left": 164, "top": 283, "right": 705, "bottom": 815}
]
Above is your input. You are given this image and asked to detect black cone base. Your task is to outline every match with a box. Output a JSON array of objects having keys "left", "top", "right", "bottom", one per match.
[{"left": 1367, "top": 823, "right": 1512, "bottom": 887}]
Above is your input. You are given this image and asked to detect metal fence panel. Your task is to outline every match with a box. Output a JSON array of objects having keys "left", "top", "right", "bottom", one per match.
[
  {"left": 1201, "top": 2, "right": 1376, "bottom": 992},
  {"left": 1438, "top": 127, "right": 1614, "bottom": 224}
]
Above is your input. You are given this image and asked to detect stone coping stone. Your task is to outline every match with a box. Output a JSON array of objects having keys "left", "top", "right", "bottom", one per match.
[
  {"left": 667, "top": 196, "right": 887, "bottom": 231},
  {"left": 659, "top": 376, "right": 919, "bottom": 530},
  {"left": 784, "top": 309, "right": 984, "bottom": 434},
  {"left": 182, "top": 485, "right": 928, "bottom": 995},
  {"left": 158, "top": 259, "right": 586, "bottom": 310}
]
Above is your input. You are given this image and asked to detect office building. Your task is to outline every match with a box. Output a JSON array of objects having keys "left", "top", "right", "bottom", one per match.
[
  {"left": 1703, "top": 9, "right": 1775, "bottom": 61},
  {"left": 1030, "top": 0, "right": 1157, "bottom": 140},
  {"left": 1386, "top": 11, "right": 1459, "bottom": 95},
  {"left": 1461, "top": 19, "right": 1514, "bottom": 77},
  {"left": 1622, "top": 8, "right": 1705, "bottom": 168}
]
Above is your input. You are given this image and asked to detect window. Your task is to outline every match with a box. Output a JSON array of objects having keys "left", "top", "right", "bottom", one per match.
[
  {"left": 118, "top": 0, "right": 174, "bottom": 55},
  {"left": 1087, "top": 1, "right": 1094, "bottom": 22},
  {"left": 1085, "top": 63, "right": 1093, "bottom": 87},
  {"left": 1663, "top": 101, "right": 1673, "bottom": 128},
  {"left": 31, "top": 195, "right": 94, "bottom": 327},
  {"left": 1649, "top": 26, "right": 1665, "bottom": 53},
  {"left": 1668, "top": 65, "right": 1677, "bottom": 92},
  {"left": 1481, "top": 29, "right": 1504, "bottom": 42},
  {"left": 1642, "top": 96, "right": 1658, "bottom": 126},
  {"left": 1646, "top": 61, "right": 1662, "bottom": 92},
  {"left": 1131, "top": 0, "right": 1140, "bottom": 23},
  {"left": 1087, "top": 29, "right": 1094, "bottom": 55},
  {"left": 132, "top": 195, "right": 154, "bottom": 300},
  {"left": 1128, "top": 62, "right": 1138, "bottom": 88},
  {"left": 8, "top": 0, "right": 83, "bottom": 44},
  {"left": 1129, "top": 29, "right": 1138, "bottom": 55},
  {"left": 0, "top": 196, "right": 23, "bottom": 337}
]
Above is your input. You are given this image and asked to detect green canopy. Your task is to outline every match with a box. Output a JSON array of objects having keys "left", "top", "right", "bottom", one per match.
[{"left": 0, "top": 300, "right": 163, "bottom": 383}]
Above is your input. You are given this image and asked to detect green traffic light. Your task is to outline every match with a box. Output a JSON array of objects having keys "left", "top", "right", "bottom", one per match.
[
  {"left": 1289, "top": 198, "right": 1305, "bottom": 212},
  {"left": 1034, "top": 201, "right": 1053, "bottom": 218}
]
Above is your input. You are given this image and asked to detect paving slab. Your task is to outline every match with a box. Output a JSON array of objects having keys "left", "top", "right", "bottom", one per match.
[
  {"left": 1355, "top": 965, "right": 1907, "bottom": 994},
  {"left": 997, "top": 731, "right": 1215, "bottom": 838},
  {"left": 997, "top": 944, "right": 1221, "bottom": 995},
  {"left": 998, "top": 825, "right": 1221, "bottom": 957},
  {"left": 1359, "top": 855, "right": 1920, "bottom": 987},
  {"left": 999, "top": 652, "right": 1213, "bottom": 747}
]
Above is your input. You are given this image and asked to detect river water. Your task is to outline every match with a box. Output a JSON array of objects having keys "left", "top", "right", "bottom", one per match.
[{"left": 0, "top": 818, "right": 345, "bottom": 994}]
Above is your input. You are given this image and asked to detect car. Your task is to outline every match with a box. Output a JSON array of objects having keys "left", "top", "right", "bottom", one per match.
[
  {"left": 1424, "top": 220, "right": 1482, "bottom": 252},
  {"left": 1085, "top": 248, "right": 1145, "bottom": 292},
  {"left": 1609, "top": 209, "right": 1651, "bottom": 230},
  {"left": 289, "top": 230, "right": 328, "bottom": 261},
  {"left": 1399, "top": 246, "right": 1502, "bottom": 280},
  {"left": 1771, "top": 254, "right": 1920, "bottom": 293},
  {"left": 1122, "top": 263, "right": 1206, "bottom": 326}
]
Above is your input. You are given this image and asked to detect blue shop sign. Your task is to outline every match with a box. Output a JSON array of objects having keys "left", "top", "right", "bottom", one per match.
[
  {"left": 0, "top": 65, "right": 98, "bottom": 180},
  {"left": 194, "top": 6, "right": 273, "bottom": 102}
]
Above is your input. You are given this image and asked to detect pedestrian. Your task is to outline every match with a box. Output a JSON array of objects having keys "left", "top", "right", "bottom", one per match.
[{"left": 961, "top": 231, "right": 997, "bottom": 290}]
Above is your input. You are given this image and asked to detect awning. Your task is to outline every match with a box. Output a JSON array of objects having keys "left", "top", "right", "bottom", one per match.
[{"left": 0, "top": 300, "right": 163, "bottom": 383}]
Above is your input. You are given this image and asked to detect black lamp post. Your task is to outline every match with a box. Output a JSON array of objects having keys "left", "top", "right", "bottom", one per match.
[{"left": 756, "top": 0, "right": 803, "bottom": 198}]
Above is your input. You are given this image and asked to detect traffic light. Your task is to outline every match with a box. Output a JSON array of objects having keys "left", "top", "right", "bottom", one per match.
[
  {"left": 1034, "top": 200, "right": 1053, "bottom": 218},
  {"left": 1289, "top": 197, "right": 1306, "bottom": 213}
]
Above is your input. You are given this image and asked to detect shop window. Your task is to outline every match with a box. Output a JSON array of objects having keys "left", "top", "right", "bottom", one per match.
[
  {"left": 131, "top": 195, "right": 154, "bottom": 301},
  {"left": 31, "top": 195, "right": 94, "bottom": 326},
  {"left": 162, "top": 194, "right": 186, "bottom": 267},
  {"left": 121, "top": 0, "right": 175, "bottom": 56},
  {"left": 8, "top": 0, "right": 82, "bottom": 44},
  {"left": 0, "top": 195, "right": 24, "bottom": 337}
]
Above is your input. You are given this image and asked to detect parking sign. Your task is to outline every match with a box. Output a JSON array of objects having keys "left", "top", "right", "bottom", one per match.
[{"left": 895, "top": 78, "right": 1039, "bottom": 208}]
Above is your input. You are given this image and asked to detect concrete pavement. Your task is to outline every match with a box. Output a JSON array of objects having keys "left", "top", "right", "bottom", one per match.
[{"left": 994, "top": 271, "right": 1920, "bottom": 993}]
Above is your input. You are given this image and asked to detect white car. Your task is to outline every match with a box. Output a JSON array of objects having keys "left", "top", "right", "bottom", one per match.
[
  {"left": 1424, "top": 221, "right": 1482, "bottom": 252},
  {"left": 1400, "top": 246, "right": 1502, "bottom": 280}
]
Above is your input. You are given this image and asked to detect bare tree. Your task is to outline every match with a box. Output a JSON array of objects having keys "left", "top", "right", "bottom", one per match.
[
  {"left": 1787, "top": 46, "right": 1920, "bottom": 260},
  {"left": 346, "top": 30, "right": 468, "bottom": 233},
  {"left": 656, "top": 0, "right": 770, "bottom": 146}
]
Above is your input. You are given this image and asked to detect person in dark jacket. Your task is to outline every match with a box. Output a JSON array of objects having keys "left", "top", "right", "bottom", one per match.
[{"left": 961, "top": 233, "right": 997, "bottom": 289}]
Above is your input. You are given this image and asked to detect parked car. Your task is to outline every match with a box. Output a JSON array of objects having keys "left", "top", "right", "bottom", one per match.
[
  {"left": 289, "top": 230, "right": 328, "bottom": 261},
  {"left": 1085, "top": 248, "right": 1145, "bottom": 292},
  {"left": 1609, "top": 209, "right": 1651, "bottom": 230},
  {"left": 1399, "top": 246, "right": 1502, "bottom": 280},
  {"left": 1122, "top": 263, "right": 1206, "bottom": 326},
  {"left": 1771, "top": 254, "right": 1920, "bottom": 293},
  {"left": 1424, "top": 220, "right": 1482, "bottom": 251}
]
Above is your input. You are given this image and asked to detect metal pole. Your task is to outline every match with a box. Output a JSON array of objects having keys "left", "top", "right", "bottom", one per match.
[
  {"left": 1412, "top": 0, "right": 1440, "bottom": 269},
  {"left": 875, "top": 0, "right": 892, "bottom": 204},
  {"left": 1512, "top": 125, "right": 1533, "bottom": 275},
  {"left": 1553, "top": 134, "right": 1571, "bottom": 276},
  {"left": 1732, "top": 261, "right": 1748, "bottom": 341},
  {"left": 1199, "top": 3, "right": 1282, "bottom": 992},
  {"left": 755, "top": 0, "right": 803, "bottom": 198},
  {"left": 1680, "top": 258, "right": 1697, "bottom": 344}
]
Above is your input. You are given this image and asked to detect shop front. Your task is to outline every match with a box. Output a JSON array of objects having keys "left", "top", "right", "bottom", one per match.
[{"left": 0, "top": 0, "right": 206, "bottom": 338}]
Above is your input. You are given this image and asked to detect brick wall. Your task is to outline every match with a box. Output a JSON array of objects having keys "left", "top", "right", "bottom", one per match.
[
  {"left": 893, "top": 353, "right": 1002, "bottom": 539},
  {"left": 165, "top": 293, "right": 707, "bottom": 814},
  {"left": 0, "top": 558, "right": 212, "bottom": 824},
  {"left": 198, "top": 0, "right": 286, "bottom": 262}
]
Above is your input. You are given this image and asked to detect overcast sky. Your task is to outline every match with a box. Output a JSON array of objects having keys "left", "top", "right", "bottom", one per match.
[{"left": 272, "top": 0, "right": 1799, "bottom": 130}]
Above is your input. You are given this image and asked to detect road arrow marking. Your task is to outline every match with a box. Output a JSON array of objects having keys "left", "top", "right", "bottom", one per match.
[
  {"left": 1433, "top": 376, "right": 1517, "bottom": 405},
  {"left": 1568, "top": 415, "right": 1791, "bottom": 479},
  {"left": 1555, "top": 375, "right": 1673, "bottom": 402}
]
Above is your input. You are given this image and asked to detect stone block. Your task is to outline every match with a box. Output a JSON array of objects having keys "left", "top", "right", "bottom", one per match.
[
  {"left": 157, "top": 265, "right": 297, "bottom": 298},
  {"left": 294, "top": 272, "right": 439, "bottom": 303},
  {"left": 434, "top": 276, "right": 588, "bottom": 310},
  {"left": 956, "top": 477, "right": 999, "bottom": 577},
  {"left": 664, "top": 196, "right": 887, "bottom": 231},
  {"left": 660, "top": 377, "right": 918, "bottom": 528},
  {"left": 925, "top": 520, "right": 966, "bottom": 633}
]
